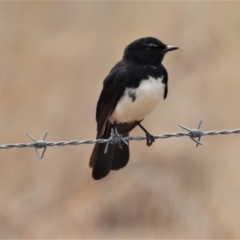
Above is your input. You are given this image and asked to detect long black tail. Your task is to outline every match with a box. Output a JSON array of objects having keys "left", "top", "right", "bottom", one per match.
[{"left": 89, "top": 123, "right": 129, "bottom": 180}]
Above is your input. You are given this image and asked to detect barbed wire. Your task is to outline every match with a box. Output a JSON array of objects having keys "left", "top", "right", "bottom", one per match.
[{"left": 1, "top": 120, "right": 240, "bottom": 160}]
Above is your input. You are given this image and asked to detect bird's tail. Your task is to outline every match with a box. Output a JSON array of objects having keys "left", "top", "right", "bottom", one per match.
[{"left": 89, "top": 122, "right": 129, "bottom": 180}]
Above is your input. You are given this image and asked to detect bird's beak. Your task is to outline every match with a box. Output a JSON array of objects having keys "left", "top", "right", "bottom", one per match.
[{"left": 162, "top": 45, "right": 179, "bottom": 53}]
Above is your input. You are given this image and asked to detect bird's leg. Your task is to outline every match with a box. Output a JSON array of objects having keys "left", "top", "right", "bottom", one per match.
[
  {"left": 113, "top": 122, "right": 123, "bottom": 148},
  {"left": 113, "top": 122, "right": 118, "bottom": 134},
  {"left": 136, "top": 121, "right": 155, "bottom": 146}
]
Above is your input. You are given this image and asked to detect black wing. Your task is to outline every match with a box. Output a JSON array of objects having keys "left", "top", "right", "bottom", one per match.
[{"left": 96, "top": 61, "right": 128, "bottom": 138}]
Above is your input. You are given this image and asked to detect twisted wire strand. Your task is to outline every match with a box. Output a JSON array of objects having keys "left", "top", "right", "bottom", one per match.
[
  {"left": 1, "top": 127, "right": 240, "bottom": 150},
  {"left": 2, "top": 121, "right": 239, "bottom": 160}
]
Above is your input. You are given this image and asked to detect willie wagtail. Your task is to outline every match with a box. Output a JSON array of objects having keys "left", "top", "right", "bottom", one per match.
[{"left": 90, "top": 37, "right": 178, "bottom": 180}]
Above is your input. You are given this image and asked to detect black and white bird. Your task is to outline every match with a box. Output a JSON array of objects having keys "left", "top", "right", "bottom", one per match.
[{"left": 90, "top": 37, "right": 178, "bottom": 180}]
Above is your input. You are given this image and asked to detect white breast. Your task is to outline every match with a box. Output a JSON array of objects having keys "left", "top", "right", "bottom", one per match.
[{"left": 109, "top": 76, "right": 165, "bottom": 123}]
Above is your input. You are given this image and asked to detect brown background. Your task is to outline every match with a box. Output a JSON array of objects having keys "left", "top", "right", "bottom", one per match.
[{"left": 1, "top": 1, "right": 240, "bottom": 238}]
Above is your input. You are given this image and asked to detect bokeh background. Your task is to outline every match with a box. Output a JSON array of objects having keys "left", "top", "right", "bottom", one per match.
[{"left": 1, "top": 1, "right": 240, "bottom": 238}]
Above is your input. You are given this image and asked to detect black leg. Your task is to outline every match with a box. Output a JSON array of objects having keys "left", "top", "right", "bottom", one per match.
[
  {"left": 113, "top": 122, "right": 118, "bottom": 134},
  {"left": 136, "top": 121, "right": 155, "bottom": 146},
  {"left": 113, "top": 122, "right": 124, "bottom": 148}
]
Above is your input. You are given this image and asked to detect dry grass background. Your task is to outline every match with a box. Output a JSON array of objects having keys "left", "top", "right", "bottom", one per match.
[{"left": 1, "top": 1, "right": 240, "bottom": 238}]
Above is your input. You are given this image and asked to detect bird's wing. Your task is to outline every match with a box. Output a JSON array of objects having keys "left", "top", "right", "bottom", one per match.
[
  {"left": 96, "top": 61, "right": 128, "bottom": 138},
  {"left": 161, "top": 65, "right": 168, "bottom": 99}
]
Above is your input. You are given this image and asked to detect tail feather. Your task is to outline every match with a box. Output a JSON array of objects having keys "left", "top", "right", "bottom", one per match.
[
  {"left": 91, "top": 142, "right": 116, "bottom": 180},
  {"left": 111, "top": 134, "right": 129, "bottom": 170},
  {"left": 89, "top": 123, "right": 130, "bottom": 180}
]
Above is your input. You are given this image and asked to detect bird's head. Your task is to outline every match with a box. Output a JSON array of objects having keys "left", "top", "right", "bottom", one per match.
[{"left": 123, "top": 37, "right": 178, "bottom": 65}]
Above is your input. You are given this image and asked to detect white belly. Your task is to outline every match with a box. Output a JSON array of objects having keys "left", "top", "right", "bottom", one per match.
[{"left": 109, "top": 76, "right": 165, "bottom": 123}]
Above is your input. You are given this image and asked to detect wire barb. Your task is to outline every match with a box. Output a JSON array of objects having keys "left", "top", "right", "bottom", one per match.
[
  {"left": 104, "top": 128, "right": 128, "bottom": 154},
  {"left": 26, "top": 132, "right": 48, "bottom": 160},
  {"left": 179, "top": 120, "right": 203, "bottom": 147}
]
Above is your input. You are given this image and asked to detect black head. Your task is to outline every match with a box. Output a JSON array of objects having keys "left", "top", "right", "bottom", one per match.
[{"left": 123, "top": 37, "right": 178, "bottom": 65}]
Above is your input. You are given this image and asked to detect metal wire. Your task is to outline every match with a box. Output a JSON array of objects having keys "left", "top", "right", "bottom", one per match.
[{"left": 1, "top": 120, "right": 240, "bottom": 159}]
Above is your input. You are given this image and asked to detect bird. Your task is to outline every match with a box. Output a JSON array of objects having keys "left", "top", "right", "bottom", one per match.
[{"left": 89, "top": 37, "right": 178, "bottom": 180}]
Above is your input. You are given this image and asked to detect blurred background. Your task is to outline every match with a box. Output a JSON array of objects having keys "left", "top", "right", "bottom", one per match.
[{"left": 1, "top": 1, "right": 240, "bottom": 238}]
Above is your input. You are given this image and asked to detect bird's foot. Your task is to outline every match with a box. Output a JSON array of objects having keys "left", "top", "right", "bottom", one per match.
[
  {"left": 146, "top": 132, "right": 155, "bottom": 146},
  {"left": 136, "top": 121, "right": 155, "bottom": 147}
]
